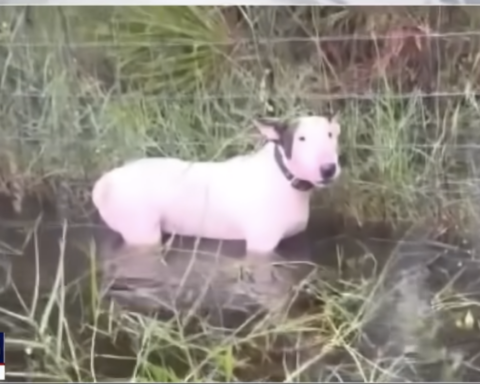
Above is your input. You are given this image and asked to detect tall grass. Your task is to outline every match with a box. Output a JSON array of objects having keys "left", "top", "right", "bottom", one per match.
[{"left": 0, "top": 6, "right": 478, "bottom": 225}]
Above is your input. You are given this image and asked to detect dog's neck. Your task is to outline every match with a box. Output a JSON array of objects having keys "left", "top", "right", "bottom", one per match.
[{"left": 273, "top": 144, "right": 314, "bottom": 192}]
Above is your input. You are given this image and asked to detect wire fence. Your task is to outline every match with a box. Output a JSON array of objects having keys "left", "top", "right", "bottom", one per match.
[
  {"left": 2, "top": 31, "right": 479, "bottom": 99},
  {"left": 0, "top": 35, "right": 478, "bottom": 134},
  {"left": 0, "top": 35, "right": 476, "bottom": 109}
]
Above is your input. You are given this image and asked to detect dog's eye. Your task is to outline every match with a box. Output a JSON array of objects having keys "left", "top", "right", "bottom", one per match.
[{"left": 298, "top": 136, "right": 305, "bottom": 141}]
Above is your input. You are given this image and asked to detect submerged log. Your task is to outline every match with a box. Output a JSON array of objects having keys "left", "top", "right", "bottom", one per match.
[{"left": 98, "top": 228, "right": 316, "bottom": 324}]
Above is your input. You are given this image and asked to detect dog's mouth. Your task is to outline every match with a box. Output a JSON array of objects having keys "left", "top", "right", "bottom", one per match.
[
  {"left": 314, "top": 180, "right": 330, "bottom": 188},
  {"left": 314, "top": 175, "right": 339, "bottom": 188}
]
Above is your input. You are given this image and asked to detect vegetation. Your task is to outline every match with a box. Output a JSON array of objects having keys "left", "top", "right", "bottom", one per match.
[{"left": 1, "top": 5, "right": 480, "bottom": 382}]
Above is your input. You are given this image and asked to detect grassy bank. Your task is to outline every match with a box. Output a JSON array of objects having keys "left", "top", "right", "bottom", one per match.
[{"left": 1, "top": 5, "right": 480, "bottom": 382}]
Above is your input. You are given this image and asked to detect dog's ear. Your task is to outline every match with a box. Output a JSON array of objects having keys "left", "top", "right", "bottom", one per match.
[
  {"left": 254, "top": 118, "right": 289, "bottom": 142},
  {"left": 329, "top": 113, "right": 341, "bottom": 135}
]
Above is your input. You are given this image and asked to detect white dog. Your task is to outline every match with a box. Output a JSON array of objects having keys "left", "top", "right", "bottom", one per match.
[{"left": 92, "top": 115, "right": 341, "bottom": 256}]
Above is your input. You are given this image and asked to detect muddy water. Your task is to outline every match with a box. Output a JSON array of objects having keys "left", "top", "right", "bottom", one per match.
[{"left": 0, "top": 198, "right": 480, "bottom": 381}]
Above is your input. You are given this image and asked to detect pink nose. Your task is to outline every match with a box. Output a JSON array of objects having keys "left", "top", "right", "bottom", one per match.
[{"left": 320, "top": 163, "right": 337, "bottom": 180}]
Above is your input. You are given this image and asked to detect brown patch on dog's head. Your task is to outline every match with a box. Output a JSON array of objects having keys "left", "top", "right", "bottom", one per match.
[{"left": 254, "top": 118, "right": 298, "bottom": 159}]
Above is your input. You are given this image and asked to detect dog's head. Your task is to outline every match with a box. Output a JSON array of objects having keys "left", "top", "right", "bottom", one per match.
[{"left": 255, "top": 115, "right": 341, "bottom": 187}]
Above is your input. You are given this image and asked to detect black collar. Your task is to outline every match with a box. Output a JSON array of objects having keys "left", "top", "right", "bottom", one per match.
[{"left": 273, "top": 144, "right": 314, "bottom": 192}]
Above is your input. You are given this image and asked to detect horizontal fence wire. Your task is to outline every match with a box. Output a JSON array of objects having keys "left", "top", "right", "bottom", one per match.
[
  {"left": 1, "top": 135, "right": 480, "bottom": 150},
  {"left": 4, "top": 30, "right": 480, "bottom": 47},
  {"left": 2, "top": 91, "right": 479, "bottom": 101}
]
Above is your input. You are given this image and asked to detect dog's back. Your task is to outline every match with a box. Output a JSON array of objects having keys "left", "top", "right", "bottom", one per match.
[{"left": 92, "top": 155, "right": 255, "bottom": 243}]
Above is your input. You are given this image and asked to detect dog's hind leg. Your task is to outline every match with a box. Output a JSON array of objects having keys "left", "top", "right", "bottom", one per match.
[{"left": 103, "top": 203, "right": 162, "bottom": 247}]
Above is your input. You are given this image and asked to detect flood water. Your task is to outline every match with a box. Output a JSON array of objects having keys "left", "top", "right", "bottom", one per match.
[{"left": 1, "top": 196, "right": 480, "bottom": 382}]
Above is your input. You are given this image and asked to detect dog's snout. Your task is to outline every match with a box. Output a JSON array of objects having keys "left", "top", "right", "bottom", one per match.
[{"left": 320, "top": 163, "right": 337, "bottom": 180}]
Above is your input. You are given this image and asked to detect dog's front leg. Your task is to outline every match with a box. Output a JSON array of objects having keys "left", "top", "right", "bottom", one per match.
[
  {"left": 243, "top": 233, "right": 282, "bottom": 284},
  {"left": 242, "top": 236, "right": 291, "bottom": 314}
]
